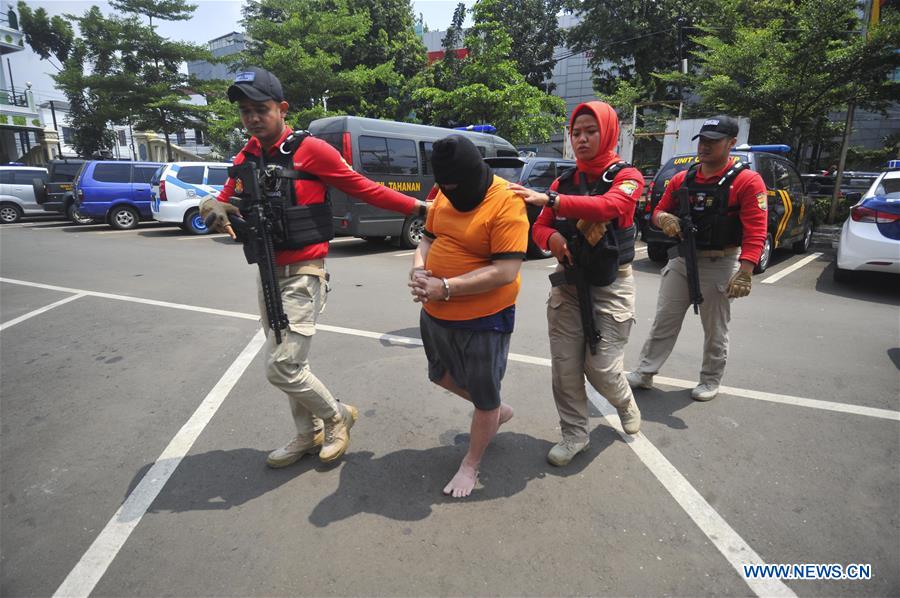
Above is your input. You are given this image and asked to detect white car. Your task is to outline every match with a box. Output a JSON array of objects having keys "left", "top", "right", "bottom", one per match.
[
  {"left": 834, "top": 168, "right": 900, "bottom": 282},
  {"left": 0, "top": 166, "right": 49, "bottom": 223},
  {"left": 150, "top": 162, "right": 231, "bottom": 234}
]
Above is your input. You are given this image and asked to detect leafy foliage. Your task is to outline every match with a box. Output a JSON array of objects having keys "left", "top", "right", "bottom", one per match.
[{"left": 414, "top": 0, "right": 565, "bottom": 144}]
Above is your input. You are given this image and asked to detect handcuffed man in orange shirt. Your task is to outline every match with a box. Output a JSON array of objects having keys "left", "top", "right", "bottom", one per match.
[{"left": 408, "top": 135, "right": 529, "bottom": 498}]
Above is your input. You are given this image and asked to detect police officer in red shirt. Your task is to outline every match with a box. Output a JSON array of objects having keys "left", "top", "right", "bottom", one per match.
[
  {"left": 200, "top": 67, "right": 427, "bottom": 467},
  {"left": 510, "top": 101, "right": 643, "bottom": 467},
  {"left": 626, "top": 115, "right": 767, "bottom": 401}
]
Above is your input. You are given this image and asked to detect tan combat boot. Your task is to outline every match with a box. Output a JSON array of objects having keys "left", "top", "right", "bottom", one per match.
[
  {"left": 625, "top": 371, "right": 654, "bottom": 390},
  {"left": 617, "top": 400, "right": 641, "bottom": 435},
  {"left": 547, "top": 438, "right": 590, "bottom": 467},
  {"left": 319, "top": 403, "right": 359, "bottom": 463},
  {"left": 266, "top": 429, "right": 324, "bottom": 468}
]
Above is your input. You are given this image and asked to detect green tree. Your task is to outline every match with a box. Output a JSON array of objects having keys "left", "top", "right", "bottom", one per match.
[
  {"left": 659, "top": 0, "right": 900, "bottom": 167},
  {"left": 493, "top": 0, "right": 565, "bottom": 90},
  {"left": 414, "top": 0, "right": 566, "bottom": 144},
  {"left": 433, "top": 2, "right": 466, "bottom": 91},
  {"left": 239, "top": 0, "right": 426, "bottom": 125},
  {"left": 565, "top": 0, "right": 715, "bottom": 100},
  {"left": 18, "top": 3, "right": 133, "bottom": 157},
  {"left": 111, "top": 0, "right": 210, "bottom": 161}
]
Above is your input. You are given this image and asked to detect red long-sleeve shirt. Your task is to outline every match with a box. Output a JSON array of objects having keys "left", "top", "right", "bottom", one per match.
[
  {"left": 654, "top": 159, "right": 768, "bottom": 264},
  {"left": 218, "top": 126, "right": 418, "bottom": 266},
  {"left": 531, "top": 166, "right": 644, "bottom": 251}
]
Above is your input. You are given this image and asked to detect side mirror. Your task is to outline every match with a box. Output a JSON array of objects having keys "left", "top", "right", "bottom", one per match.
[{"left": 843, "top": 192, "right": 862, "bottom": 203}]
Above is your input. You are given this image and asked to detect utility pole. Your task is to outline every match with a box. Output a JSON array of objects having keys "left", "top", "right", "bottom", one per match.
[{"left": 49, "top": 100, "right": 63, "bottom": 157}]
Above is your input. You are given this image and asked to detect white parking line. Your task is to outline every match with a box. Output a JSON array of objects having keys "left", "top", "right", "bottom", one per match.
[
  {"left": 177, "top": 234, "right": 230, "bottom": 241},
  {"left": 2, "top": 276, "right": 896, "bottom": 423},
  {"left": 761, "top": 253, "right": 823, "bottom": 284},
  {"left": 329, "top": 237, "right": 364, "bottom": 244},
  {"left": 51, "top": 330, "right": 266, "bottom": 598},
  {"left": 96, "top": 227, "right": 164, "bottom": 235},
  {"left": 585, "top": 386, "right": 796, "bottom": 598},
  {"left": 0, "top": 293, "right": 86, "bottom": 332},
  {"left": 393, "top": 251, "right": 416, "bottom": 257}
]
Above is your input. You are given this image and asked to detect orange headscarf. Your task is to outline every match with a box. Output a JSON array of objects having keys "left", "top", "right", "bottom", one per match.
[{"left": 570, "top": 101, "right": 621, "bottom": 177}]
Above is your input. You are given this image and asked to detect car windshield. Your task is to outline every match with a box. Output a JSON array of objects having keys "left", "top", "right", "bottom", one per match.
[{"left": 492, "top": 165, "right": 524, "bottom": 183}]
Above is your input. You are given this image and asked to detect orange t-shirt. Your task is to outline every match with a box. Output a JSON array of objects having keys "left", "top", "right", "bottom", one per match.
[{"left": 422, "top": 176, "right": 529, "bottom": 321}]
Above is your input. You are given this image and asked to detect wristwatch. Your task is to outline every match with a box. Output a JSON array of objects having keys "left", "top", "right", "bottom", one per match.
[
  {"left": 441, "top": 277, "right": 451, "bottom": 301},
  {"left": 546, "top": 191, "right": 559, "bottom": 208}
]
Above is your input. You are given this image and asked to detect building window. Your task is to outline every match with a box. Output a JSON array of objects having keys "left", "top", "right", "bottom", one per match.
[
  {"left": 194, "top": 129, "right": 205, "bottom": 145},
  {"left": 176, "top": 130, "right": 186, "bottom": 145},
  {"left": 61, "top": 127, "right": 74, "bottom": 145},
  {"left": 117, "top": 130, "right": 127, "bottom": 146}
]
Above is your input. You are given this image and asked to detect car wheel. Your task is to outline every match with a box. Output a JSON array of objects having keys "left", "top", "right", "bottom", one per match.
[
  {"left": 108, "top": 205, "right": 139, "bottom": 230},
  {"left": 183, "top": 208, "right": 210, "bottom": 235},
  {"left": 0, "top": 203, "right": 22, "bottom": 224},
  {"left": 399, "top": 214, "right": 424, "bottom": 249},
  {"left": 832, "top": 255, "right": 853, "bottom": 283},
  {"left": 792, "top": 220, "right": 812, "bottom": 254},
  {"left": 754, "top": 234, "right": 773, "bottom": 274},
  {"left": 647, "top": 243, "right": 669, "bottom": 263},
  {"left": 526, "top": 238, "right": 552, "bottom": 260},
  {"left": 67, "top": 202, "right": 94, "bottom": 225}
]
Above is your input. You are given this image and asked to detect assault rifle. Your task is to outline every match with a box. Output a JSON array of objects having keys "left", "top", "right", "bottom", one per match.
[
  {"left": 549, "top": 262, "right": 601, "bottom": 355},
  {"left": 207, "top": 161, "right": 291, "bottom": 343},
  {"left": 675, "top": 187, "right": 703, "bottom": 314}
]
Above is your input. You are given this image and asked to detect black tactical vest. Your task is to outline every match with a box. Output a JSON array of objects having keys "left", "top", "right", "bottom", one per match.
[
  {"left": 674, "top": 161, "right": 747, "bottom": 250},
  {"left": 239, "top": 131, "right": 334, "bottom": 250},
  {"left": 553, "top": 162, "right": 637, "bottom": 287}
]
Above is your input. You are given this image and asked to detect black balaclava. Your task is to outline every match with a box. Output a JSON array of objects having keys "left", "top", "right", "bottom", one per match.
[{"left": 431, "top": 135, "right": 493, "bottom": 212}]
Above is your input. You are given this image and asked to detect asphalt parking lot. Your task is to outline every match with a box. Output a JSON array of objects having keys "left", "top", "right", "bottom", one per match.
[{"left": 1, "top": 216, "right": 898, "bottom": 597}]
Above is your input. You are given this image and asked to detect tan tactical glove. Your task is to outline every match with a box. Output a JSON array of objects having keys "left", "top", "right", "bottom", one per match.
[
  {"left": 576, "top": 219, "right": 609, "bottom": 246},
  {"left": 199, "top": 197, "right": 240, "bottom": 235},
  {"left": 726, "top": 269, "right": 752, "bottom": 298},
  {"left": 656, "top": 211, "right": 682, "bottom": 238}
]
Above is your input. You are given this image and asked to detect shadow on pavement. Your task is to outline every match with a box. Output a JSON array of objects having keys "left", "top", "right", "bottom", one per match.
[
  {"left": 815, "top": 262, "right": 900, "bottom": 306},
  {"left": 617, "top": 386, "right": 694, "bottom": 431},
  {"left": 308, "top": 427, "right": 619, "bottom": 527},
  {"left": 127, "top": 449, "right": 320, "bottom": 514}
]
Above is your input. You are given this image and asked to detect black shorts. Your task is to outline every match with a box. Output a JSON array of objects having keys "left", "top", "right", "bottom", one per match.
[{"left": 419, "top": 310, "right": 511, "bottom": 411}]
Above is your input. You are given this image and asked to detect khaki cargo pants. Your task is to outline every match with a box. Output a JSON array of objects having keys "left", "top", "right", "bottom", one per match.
[
  {"left": 547, "top": 266, "right": 636, "bottom": 443},
  {"left": 634, "top": 255, "right": 740, "bottom": 386},
  {"left": 258, "top": 260, "right": 339, "bottom": 436}
]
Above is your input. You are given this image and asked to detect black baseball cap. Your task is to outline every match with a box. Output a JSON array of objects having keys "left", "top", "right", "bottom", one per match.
[
  {"left": 692, "top": 115, "right": 739, "bottom": 140},
  {"left": 226, "top": 67, "right": 285, "bottom": 103}
]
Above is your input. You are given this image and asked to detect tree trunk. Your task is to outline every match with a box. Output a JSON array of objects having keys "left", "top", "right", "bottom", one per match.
[{"left": 828, "top": 101, "right": 856, "bottom": 224}]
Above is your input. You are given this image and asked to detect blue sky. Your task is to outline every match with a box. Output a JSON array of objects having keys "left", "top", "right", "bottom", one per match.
[{"left": 8, "top": 0, "right": 474, "bottom": 105}]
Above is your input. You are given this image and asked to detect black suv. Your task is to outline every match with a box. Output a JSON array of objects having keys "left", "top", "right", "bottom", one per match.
[
  {"left": 34, "top": 158, "right": 91, "bottom": 224},
  {"left": 640, "top": 149, "right": 814, "bottom": 273},
  {"left": 485, "top": 156, "right": 576, "bottom": 259}
]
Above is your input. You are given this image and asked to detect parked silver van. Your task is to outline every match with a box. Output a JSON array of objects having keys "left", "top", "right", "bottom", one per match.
[
  {"left": 0, "top": 166, "right": 48, "bottom": 224},
  {"left": 308, "top": 116, "right": 519, "bottom": 247}
]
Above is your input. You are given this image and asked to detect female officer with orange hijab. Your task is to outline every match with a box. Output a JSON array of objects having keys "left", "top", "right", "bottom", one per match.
[{"left": 509, "top": 101, "right": 643, "bottom": 466}]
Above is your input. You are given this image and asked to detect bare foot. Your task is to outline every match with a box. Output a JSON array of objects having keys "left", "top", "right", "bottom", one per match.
[
  {"left": 499, "top": 402, "right": 514, "bottom": 426},
  {"left": 443, "top": 459, "right": 479, "bottom": 498}
]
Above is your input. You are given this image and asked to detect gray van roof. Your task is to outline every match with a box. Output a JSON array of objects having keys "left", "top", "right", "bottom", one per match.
[{"left": 309, "top": 115, "right": 517, "bottom": 152}]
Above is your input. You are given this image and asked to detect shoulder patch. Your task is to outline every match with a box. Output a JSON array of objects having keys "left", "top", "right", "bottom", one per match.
[
  {"left": 618, "top": 180, "right": 639, "bottom": 197},
  {"left": 756, "top": 192, "right": 768, "bottom": 211}
]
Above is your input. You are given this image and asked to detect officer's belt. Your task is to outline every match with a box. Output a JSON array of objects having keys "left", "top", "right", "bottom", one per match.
[
  {"left": 549, "top": 264, "right": 632, "bottom": 287},
  {"left": 279, "top": 259, "right": 328, "bottom": 280},
  {"left": 696, "top": 246, "right": 740, "bottom": 258}
]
